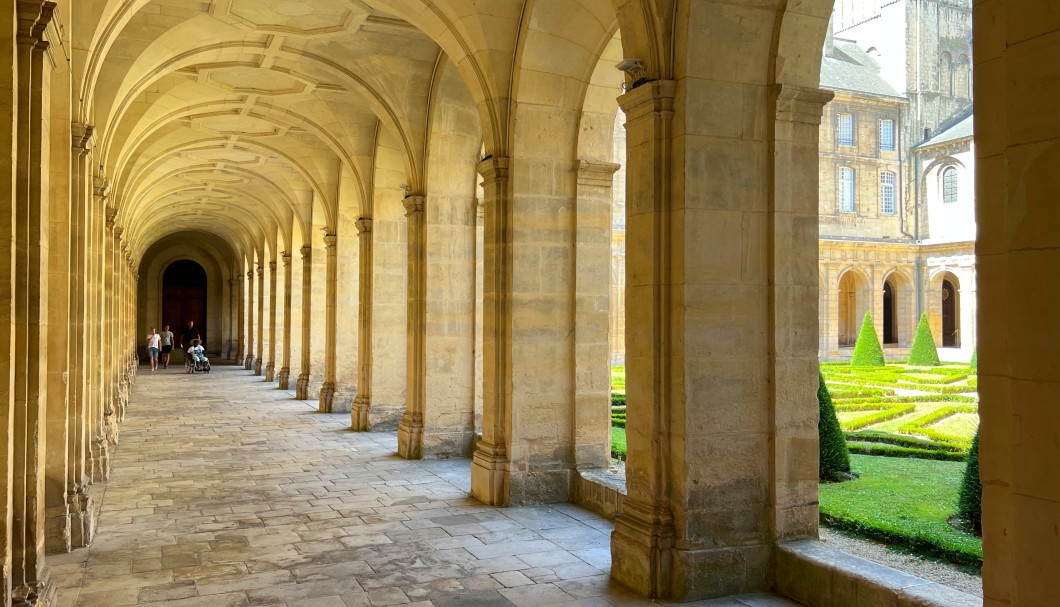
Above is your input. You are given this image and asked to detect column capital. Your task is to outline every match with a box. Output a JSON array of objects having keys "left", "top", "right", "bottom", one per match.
[
  {"left": 355, "top": 217, "right": 372, "bottom": 234},
  {"left": 280, "top": 251, "right": 292, "bottom": 265},
  {"left": 72, "top": 123, "right": 94, "bottom": 154},
  {"left": 112, "top": 225, "right": 124, "bottom": 240},
  {"left": 105, "top": 206, "right": 117, "bottom": 231},
  {"left": 247, "top": 270, "right": 254, "bottom": 279},
  {"left": 269, "top": 261, "right": 277, "bottom": 273},
  {"left": 229, "top": 278, "right": 240, "bottom": 287},
  {"left": 256, "top": 264, "right": 264, "bottom": 277},
  {"left": 774, "top": 84, "right": 833, "bottom": 126},
  {"left": 323, "top": 232, "right": 338, "bottom": 248},
  {"left": 617, "top": 79, "right": 676, "bottom": 120},
  {"left": 93, "top": 176, "right": 109, "bottom": 201},
  {"left": 475, "top": 155, "right": 509, "bottom": 184},
  {"left": 16, "top": 1, "right": 55, "bottom": 47},
  {"left": 576, "top": 160, "right": 621, "bottom": 187},
  {"left": 402, "top": 195, "right": 425, "bottom": 217},
  {"left": 300, "top": 245, "right": 312, "bottom": 260}
]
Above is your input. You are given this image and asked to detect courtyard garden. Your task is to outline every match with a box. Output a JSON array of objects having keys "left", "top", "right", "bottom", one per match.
[{"left": 609, "top": 314, "right": 982, "bottom": 568}]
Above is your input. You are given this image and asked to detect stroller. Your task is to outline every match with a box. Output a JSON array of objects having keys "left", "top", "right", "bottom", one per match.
[{"left": 185, "top": 340, "right": 211, "bottom": 374}]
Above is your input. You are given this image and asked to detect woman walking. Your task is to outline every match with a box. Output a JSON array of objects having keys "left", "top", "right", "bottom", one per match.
[{"left": 147, "top": 327, "right": 161, "bottom": 371}]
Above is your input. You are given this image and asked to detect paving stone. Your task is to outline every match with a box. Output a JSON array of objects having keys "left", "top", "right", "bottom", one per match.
[{"left": 49, "top": 368, "right": 803, "bottom": 606}]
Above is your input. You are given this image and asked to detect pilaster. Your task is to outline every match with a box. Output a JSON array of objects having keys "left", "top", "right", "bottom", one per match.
[
  {"left": 254, "top": 264, "right": 264, "bottom": 375},
  {"left": 351, "top": 219, "right": 373, "bottom": 430},
  {"left": 609, "top": 79, "right": 677, "bottom": 600},
  {"left": 12, "top": 2, "right": 58, "bottom": 604},
  {"left": 244, "top": 269, "right": 255, "bottom": 371},
  {"left": 469, "top": 157, "right": 511, "bottom": 506},
  {"left": 318, "top": 233, "right": 338, "bottom": 412},
  {"left": 265, "top": 260, "right": 277, "bottom": 382},
  {"left": 397, "top": 195, "right": 426, "bottom": 459},
  {"left": 278, "top": 252, "right": 293, "bottom": 389},
  {"left": 295, "top": 245, "right": 312, "bottom": 400}
]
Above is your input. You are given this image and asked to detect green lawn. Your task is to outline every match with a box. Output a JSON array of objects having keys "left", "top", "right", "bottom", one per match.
[
  {"left": 611, "top": 366, "right": 626, "bottom": 391},
  {"left": 611, "top": 426, "right": 626, "bottom": 460},
  {"left": 820, "top": 454, "right": 982, "bottom": 568}
]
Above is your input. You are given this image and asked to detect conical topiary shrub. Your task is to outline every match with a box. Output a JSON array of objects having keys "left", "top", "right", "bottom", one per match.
[
  {"left": 969, "top": 347, "right": 977, "bottom": 371},
  {"left": 851, "top": 312, "right": 885, "bottom": 366},
  {"left": 957, "top": 428, "right": 982, "bottom": 535},
  {"left": 818, "top": 372, "right": 851, "bottom": 481},
  {"left": 908, "top": 312, "right": 941, "bottom": 366}
]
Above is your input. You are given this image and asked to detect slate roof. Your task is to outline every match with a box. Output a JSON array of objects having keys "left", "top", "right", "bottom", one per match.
[
  {"left": 820, "top": 39, "right": 902, "bottom": 99},
  {"left": 918, "top": 113, "right": 974, "bottom": 148}
]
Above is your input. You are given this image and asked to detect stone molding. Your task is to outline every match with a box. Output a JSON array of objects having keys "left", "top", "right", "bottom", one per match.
[
  {"left": 774, "top": 84, "right": 834, "bottom": 126},
  {"left": 575, "top": 160, "right": 621, "bottom": 188}
]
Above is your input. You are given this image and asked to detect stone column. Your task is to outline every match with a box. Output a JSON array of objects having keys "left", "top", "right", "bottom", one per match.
[
  {"left": 88, "top": 176, "right": 108, "bottom": 483},
  {"left": 111, "top": 226, "right": 125, "bottom": 424},
  {"left": 769, "top": 85, "right": 833, "bottom": 542},
  {"left": 574, "top": 161, "right": 620, "bottom": 470},
  {"left": 265, "top": 260, "right": 277, "bottom": 381},
  {"left": 397, "top": 195, "right": 426, "bottom": 458},
  {"left": 101, "top": 209, "right": 118, "bottom": 445},
  {"left": 318, "top": 233, "right": 338, "bottom": 412},
  {"left": 230, "top": 278, "right": 242, "bottom": 363},
  {"left": 254, "top": 264, "right": 264, "bottom": 375},
  {"left": 67, "top": 123, "right": 94, "bottom": 548},
  {"left": 351, "top": 219, "right": 373, "bottom": 430},
  {"left": 295, "top": 245, "right": 312, "bottom": 399},
  {"left": 12, "top": 2, "right": 57, "bottom": 603},
  {"left": 470, "top": 157, "right": 512, "bottom": 506},
  {"left": 244, "top": 268, "right": 255, "bottom": 371},
  {"left": 278, "top": 252, "right": 293, "bottom": 389}
]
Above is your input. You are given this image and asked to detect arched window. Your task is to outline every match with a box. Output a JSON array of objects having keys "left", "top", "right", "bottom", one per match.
[
  {"left": 954, "top": 55, "right": 971, "bottom": 98},
  {"left": 839, "top": 167, "right": 856, "bottom": 212},
  {"left": 880, "top": 171, "right": 896, "bottom": 214},
  {"left": 940, "top": 52, "right": 953, "bottom": 95},
  {"left": 942, "top": 166, "right": 958, "bottom": 203}
]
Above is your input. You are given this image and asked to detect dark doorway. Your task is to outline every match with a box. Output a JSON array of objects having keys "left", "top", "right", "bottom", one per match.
[
  {"left": 942, "top": 278, "right": 958, "bottom": 347},
  {"left": 883, "top": 280, "right": 896, "bottom": 345},
  {"left": 163, "top": 260, "right": 207, "bottom": 346}
]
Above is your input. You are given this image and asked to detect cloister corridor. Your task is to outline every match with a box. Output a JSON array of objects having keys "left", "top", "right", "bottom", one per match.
[{"left": 47, "top": 367, "right": 798, "bottom": 607}]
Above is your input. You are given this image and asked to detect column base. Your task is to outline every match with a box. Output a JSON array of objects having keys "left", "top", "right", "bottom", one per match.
[
  {"left": 264, "top": 362, "right": 275, "bottom": 382},
  {"left": 253, "top": 359, "right": 263, "bottom": 376},
  {"left": 609, "top": 497, "right": 676, "bottom": 599},
  {"left": 470, "top": 440, "right": 509, "bottom": 506},
  {"left": 244, "top": 355, "right": 256, "bottom": 371},
  {"left": 277, "top": 367, "right": 290, "bottom": 390},
  {"left": 12, "top": 565, "right": 56, "bottom": 607},
  {"left": 318, "top": 382, "right": 335, "bottom": 413},
  {"left": 44, "top": 503, "right": 70, "bottom": 554},
  {"left": 68, "top": 483, "right": 95, "bottom": 549},
  {"left": 396, "top": 412, "right": 424, "bottom": 459},
  {"left": 351, "top": 394, "right": 370, "bottom": 431},
  {"left": 295, "top": 373, "right": 309, "bottom": 400},
  {"left": 90, "top": 439, "right": 110, "bottom": 483}
]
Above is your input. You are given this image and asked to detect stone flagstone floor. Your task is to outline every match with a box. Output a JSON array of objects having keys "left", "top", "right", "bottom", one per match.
[{"left": 50, "top": 365, "right": 802, "bottom": 607}]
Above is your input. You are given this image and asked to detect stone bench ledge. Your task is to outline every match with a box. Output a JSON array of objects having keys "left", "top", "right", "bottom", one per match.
[{"left": 776, "top": 539, "right": 981, "bottom": 607}]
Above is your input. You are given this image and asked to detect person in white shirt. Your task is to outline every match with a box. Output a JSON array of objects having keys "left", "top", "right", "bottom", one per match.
[
  {"left": 146, "top": 327, "right": 161, "bottom": 371},
  {"left": 188, "top": 339, "right": 209, "bottom": 368}
]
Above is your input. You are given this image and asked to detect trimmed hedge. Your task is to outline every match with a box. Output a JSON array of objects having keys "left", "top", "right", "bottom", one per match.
[
  {"left": 969, "top": 348, "right": 977, "bottom": 371},
  {"left": 908, "top": 312, "right": 942, "bottom": 366},
  {"left": 957, "top": 429, "right": 982, "bottom": 534},
  {"left": 839, "top": 404, "right": 916, "bottom": 431},
  {"left": 611, "top": 393, "right": 626, "bottom": 408},
  {"left": 818, "top": 372, "right": 851, "bottom": 480},
  {"left": 851, "top": 312, "right": 885, "bottom": 366},
  {"left": 846, "top": 443, "right": 967, "bottom": 461},
  {"left": 845, "top": 430, "right": 965, "bottom": 453}
]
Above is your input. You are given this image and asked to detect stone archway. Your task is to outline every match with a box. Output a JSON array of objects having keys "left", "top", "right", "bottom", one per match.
[
  {"left": 838, "top": 269, "right": 871, "bottom": 347},
  {"left": 941, "top": 273, "right": 961, "bottom": 348},
  {"left": 162, "top": 259, "right": 208, "bottom": 348}
]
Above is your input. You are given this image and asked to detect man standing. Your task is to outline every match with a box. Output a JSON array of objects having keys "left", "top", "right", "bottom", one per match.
[
  {"left": 159, "top": 324, "right": 174, "bottom": 369},
  {"left": 181, "top": 321, "right": 201, "bottom": 350}
]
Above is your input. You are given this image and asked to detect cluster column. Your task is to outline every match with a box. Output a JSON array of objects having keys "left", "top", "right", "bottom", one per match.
[
  {"left": 244, "top": 268, "right": 255, "bottom": 370},
  {"left": 277, "top": 252, "right": 293, "bottom": 389},
  {"left": 254, "top": 264, "right": 264, "bottom": 375},
  {"left": 265, "top": 260, "right": 278, "bottom": 381},
  {"left": 469, "top": 157, "right": 512, "bottom": 506},
  {"left": 11, "top": 2, "right": 57, "bottom": 604},
  {"left": 294, "top": 245, "right": 312, "bottom": 399},
  {"left": 397, "top": 196, "right": 426, "bottom": 458},
  {"left": 318, "top": 233, "right": 338, "bottom": 411},
  {"left": 351, "top": 219, "right": 373, "bottom": 429}
]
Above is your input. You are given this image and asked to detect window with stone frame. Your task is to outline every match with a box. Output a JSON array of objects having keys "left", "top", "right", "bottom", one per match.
[
  {"left": 879, "top": 119, "right": 895, "bottom": 151},
  {"left": 839, "top": 167, "right": 856, "bottom": 212},
  {"left": 837, "top": 112, "right": 854, "bottom": 147},
  {"left": 880, "top": 171, "right": 896, "bottom": 214},
  {"left": 942, "top": 166, "right": 959, "bottom": 203}
]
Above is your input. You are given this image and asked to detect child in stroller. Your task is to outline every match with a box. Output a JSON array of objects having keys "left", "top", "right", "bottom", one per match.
[{"left": 185, "top": 339, "right": 211, "bottom": 374}]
